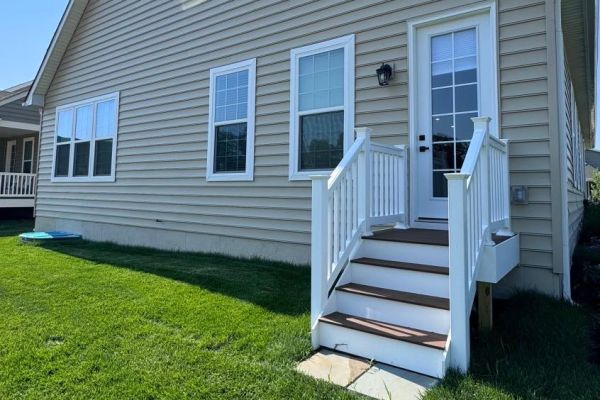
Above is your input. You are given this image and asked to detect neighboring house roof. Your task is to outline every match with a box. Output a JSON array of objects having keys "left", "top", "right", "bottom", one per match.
[
  {"left": 586, "top": 149, "right": 600, "bottom": 169},
  {"left": 24, "top": 0, "right": 89, "bottom": 107},
  {"left": 0, "top": 81, "right": 33, "bottom": 107}
]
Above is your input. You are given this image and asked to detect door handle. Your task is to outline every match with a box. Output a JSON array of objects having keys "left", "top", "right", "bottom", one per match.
[{"left": 419, "top": 146, "right": 430, "bottom": 152}]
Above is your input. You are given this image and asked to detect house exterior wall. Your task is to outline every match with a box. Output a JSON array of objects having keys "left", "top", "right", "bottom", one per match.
[
  {"left": 0, "top": 100, "right": 40, "bottom": 125},
  {"left": 33, "top": 0, "right": 585, "bottom": 295}
]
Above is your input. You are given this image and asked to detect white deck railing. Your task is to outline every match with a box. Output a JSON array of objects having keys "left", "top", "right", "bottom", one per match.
[
  {"left": 0, "top": 172, "right": 36, "bottom": 198},
  {"left": 446, "top": 117, "right": 510, "bottom": 372},
  {"left": 310, "top": 128, "right": 408, "bottom": 346}
]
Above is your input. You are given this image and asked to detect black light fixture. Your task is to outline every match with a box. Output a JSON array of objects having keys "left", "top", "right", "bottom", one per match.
[{"left": 376, "top": 63, "right": 393, "bottom": 86}]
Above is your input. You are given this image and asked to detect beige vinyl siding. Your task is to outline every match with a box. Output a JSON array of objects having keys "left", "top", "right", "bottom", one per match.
[{"left": 37, "top": 0, "right": 556, "bottom": 267}]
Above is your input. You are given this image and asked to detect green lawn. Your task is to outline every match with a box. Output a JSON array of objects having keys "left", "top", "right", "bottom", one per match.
[
  {"left": 0, "top": 220, "right": 358, "bottom": 399},
  {"left": 1, "top": 219, "right": 598, "bottom": 399}
]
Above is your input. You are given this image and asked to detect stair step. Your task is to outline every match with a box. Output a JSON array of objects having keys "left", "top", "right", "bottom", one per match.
[
  {"left": 337, "top": 283, "right": 449, "bottom": 310},
  {"left": 352, "top": 257, "right": 449, "bottom": 275},
  {"left": 319, "top": 312, "right": 447, "bottom": 350},
  {"left": 363, "top": 228, "right": 449, "bottom": 246}
]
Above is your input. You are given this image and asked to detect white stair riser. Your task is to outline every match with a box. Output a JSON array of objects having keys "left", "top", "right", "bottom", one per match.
[
  {"left": 357, "top": 240, "right": 449, "bottom": 266},
  {"left": 319, "top": 323, "right": 446, "bottom": 378},
  {"left": 336, "top": 291, "right": 450, "bottom": 334},
  {"left": 350, "top": 263, "right": 449, "bottom": 298}
]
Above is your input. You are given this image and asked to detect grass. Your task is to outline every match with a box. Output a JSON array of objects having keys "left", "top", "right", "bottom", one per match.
[
  {"left": 424, "top": 293, "right": 600, "bottom": 399},
  {"left": 0, "top": 219, "right": 359, "bottom": 399},
  {"left": 1, "top": 219, "right": 598, "bottom": 399}
]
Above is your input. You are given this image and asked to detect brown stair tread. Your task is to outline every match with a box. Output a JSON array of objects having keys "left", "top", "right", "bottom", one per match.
[
  {"left": 363, "top": 228, "right": 449, "bottom": 246},
  {"left": 337, "top": 283, "right": 449, "bottom": 310},
  {"left": 352, "top": 257, "right": 449, "bottom": 275},
  {"left": 319, "top": 312, "right": 447, "bottom": 350}
]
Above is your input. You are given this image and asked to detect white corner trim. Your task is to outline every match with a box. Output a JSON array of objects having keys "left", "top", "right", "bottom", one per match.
[
  {"left": 288, "top": 34, "right": 355, "bottom": 181},
  {"left": 51, "top": 91, "right": 120, "bottom": 183},
  {"left": 206, "top": 58, "right": 256, "bottom": 182}
]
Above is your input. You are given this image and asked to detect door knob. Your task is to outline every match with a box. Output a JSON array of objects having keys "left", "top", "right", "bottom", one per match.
[{"left": 419, "top": 146, "right": 430, "bottom": 152}]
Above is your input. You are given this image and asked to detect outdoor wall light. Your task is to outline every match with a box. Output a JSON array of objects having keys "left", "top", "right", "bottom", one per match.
[
  {"left": 376, "top": 63, "right": 393, "bottom": 86},
  {"left": 511, "top": 185, "right": 529, "bottom": 204}
]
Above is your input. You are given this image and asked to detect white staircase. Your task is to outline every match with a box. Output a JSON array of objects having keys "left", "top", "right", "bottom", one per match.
[{"left": 310, "top": 118, "right": 519, "bottom": 379}]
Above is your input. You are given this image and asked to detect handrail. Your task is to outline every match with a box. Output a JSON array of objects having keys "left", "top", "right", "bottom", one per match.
[
  {"left": 0, "top": 172, "right": 36, "bottom": 197},
  {"left": 446, "top": 117, "right": 511, "bottom": 372},
  {"left": 310, "top": 127, "right": 408, "bottom": 347}
]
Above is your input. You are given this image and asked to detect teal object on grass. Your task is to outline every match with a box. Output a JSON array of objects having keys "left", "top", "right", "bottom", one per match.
[{"left": 19, "top": 231, "right": 82, "bottom": 242}]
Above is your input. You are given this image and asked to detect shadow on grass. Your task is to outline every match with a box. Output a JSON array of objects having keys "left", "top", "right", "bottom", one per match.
[
  {"left": 426, "top": 292, "right": 600, "bottom": 400},
  {"left": 36, "top": 238, "right": 311, "bottom": 317},
  {"left": 0, "top": 219, "right": 34, "bottom": 237}
]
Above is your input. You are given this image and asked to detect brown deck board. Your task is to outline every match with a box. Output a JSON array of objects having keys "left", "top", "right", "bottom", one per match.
[
  {"left": 319, "top": 312, "right": 447, "bottom": 350},
  {"left": 364, "top": 228, "right": 449, "bottom": 246},
  {"left": 351, "top": 257, "right": 449, "bottom": 275},
  {"left": 337, "top": 283, "right": 449, "bottom": 310}
]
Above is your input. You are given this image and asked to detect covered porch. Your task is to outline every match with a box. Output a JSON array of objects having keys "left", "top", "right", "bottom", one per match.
[{"left": 0, "top": 124, "right": 38, "bottom": 209}]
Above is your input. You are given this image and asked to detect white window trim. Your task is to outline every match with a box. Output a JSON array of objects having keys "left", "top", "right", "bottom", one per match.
[
  {"left": 207, "top": 58, "right": 256, "bottom": 182},
  {"left": 288, "top": 34, "right": 355, "bottom": 181},
  {"left": 22, "top": 137, "right": 35, "bottom": 173},
  {"left": 51, "top": 92, "right": 119, "bottom": 183}
]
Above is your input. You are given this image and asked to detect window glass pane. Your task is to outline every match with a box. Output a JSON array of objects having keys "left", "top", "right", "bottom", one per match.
[
  {"left": 214, "top": 123, "right": 247, "bottom": 173},
  {"left": 56, "top": 110, "right": 73, "bottom": 143},
  {"left": 23, "top": 161, "right": 32, "bottom": 174},
  {"left": 298, "top": 49, "right": 345, "bottom": 111},
  {"left": 299, "top": 111, "right": 344, "bottom": 170},
  {"left": 456, "top": 141, "right": 470, "bottom": 170},
  {"left": 431, "top": 33, "right": 452, "bottom": 61},
  {"left": 214, "top": 70, "right": 249, "bottom": 123},
  {"left": 94, "top": 139, "right": 113, "bottom": 176},
  {"left": 454, "top": 56, "right": 477, "bottom": 84},
  {"left": 455, "top": 84, "right": 477, "bottom": 112},
  {"left": 432, "top": 61, "right": 452, "bottom": 88},
  {"left": 432, "top": 171, "right": 448, "bottom": 197},
  {"left": 454, "top": 29, "right": 476, "bottom": 57},
  {"left": 432, "top": 88, "right": 453, "bottom": 115},
  {"left": 55, "top": 144, "right": 70, "bottom": 177},
  {"left": 74, "top": 142, "right": 90, "bottom": 176},
  {"left": 75, "top": 105, "right": 93, "bottom": 140},
  {"left": 95, "top": 99, "right": 116, "bottom": 138},
  {"left": 432, "top": 115, "right": 454, "bottom": 141},
  {"left": 455, "top": 112, "right": 478, "bottom": 140},
  {"left": 23, "top": 140, "right": 33, "bottom": 160},
  {"left": 433, "top": 143, "right": 454, "bottom": 169}
]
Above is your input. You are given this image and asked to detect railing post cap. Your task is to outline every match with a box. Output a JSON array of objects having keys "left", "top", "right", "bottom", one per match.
[
  {"left": 471, "top": 116, "right": 491, "bottom": 130},
  {"left": 309, "top": 174, "right": 330, "bottom": 180},
  {"left": 354, "top": 127, "right": 372, "bottom": 137},
  {"left": 444, "top": 172, "right": 470, "bottom": 180}
]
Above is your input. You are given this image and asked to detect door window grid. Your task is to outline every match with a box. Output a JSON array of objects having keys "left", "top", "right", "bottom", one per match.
[{"left": 430, "top": 28, "right": 478, "bottom": 197}]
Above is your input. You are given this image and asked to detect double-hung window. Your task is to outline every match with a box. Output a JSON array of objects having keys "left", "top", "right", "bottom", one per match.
[
  {"left": 289, "top": 35, "right": 355, "bottom": 180},
  {"left": 22, "top": 138, "right": 34, "bottom": 173},
  {"left": 53, "top": 92, "right": 119, "bottom": 182},
  {"left": 207, "top": 59, "right": 256, "bottom": 181}
]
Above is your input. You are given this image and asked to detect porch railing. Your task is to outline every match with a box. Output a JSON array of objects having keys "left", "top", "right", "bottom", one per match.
[
  {"left": 0, "top": 172, "right": 37, "bottom": 197},
  {"left": 310, "top": 127, "right": 408, "bottom": 346},
  {"left": 446, "top": 117, "right": 510, "bottom": 372}
]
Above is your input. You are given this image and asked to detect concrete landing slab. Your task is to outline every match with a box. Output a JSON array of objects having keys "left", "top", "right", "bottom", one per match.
[
  {"left": 349, "top": 363, "right": 438, "bottom": 400},
  {"left": 297, "top": 350, "right": 438, "bottom": 400},
  {"left": 296, "top": 349, "right": 371, "bottom": 386}
]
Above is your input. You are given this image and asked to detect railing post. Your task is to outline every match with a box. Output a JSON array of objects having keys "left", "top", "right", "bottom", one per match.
[
  {"left": 310, "top": 174, "right": 330, "bottom": 349},
  {"left": 472, "top": 117, "right": 493, "bottom": 245},
  {"left": 356, "top": 127, "right": 372, "bottom": 236},
  {"left": 394, "top": 144, "right": 408, "bottom": 229},
  {"left": 446, "top": 172, "right": 470, "bottom": 373},
  {"left": 501, "top": 138, "right": 512, "bottom": 234}
]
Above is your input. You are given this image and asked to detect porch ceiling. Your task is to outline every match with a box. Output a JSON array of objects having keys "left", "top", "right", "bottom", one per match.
[{"left": 0, "top": 125, "right": 38, "bottom": 139}]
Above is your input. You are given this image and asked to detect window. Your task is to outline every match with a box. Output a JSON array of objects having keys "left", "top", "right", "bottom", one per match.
[
  {"left": 289, "top": 35, "right": 355, "bottom": 180},
  {"left": 22, "top": 138, "right": 34, "bottom": 174},
  {"left": 52, "top": 92, "right": 119, "bottom": 182},
  {"left": 207, "top": 59, "right": 256, "bottom": 181}
]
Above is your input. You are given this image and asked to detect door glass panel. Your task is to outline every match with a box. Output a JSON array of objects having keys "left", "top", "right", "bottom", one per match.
[{"left": 430, "top": 28, "right": 478, "bottom": 198}]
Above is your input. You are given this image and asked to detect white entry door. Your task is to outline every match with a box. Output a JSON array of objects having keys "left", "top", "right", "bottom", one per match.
[
  {"left": 5, "top": 140, "right": 17, "bottom": 172},
  {"left": 414, "top": 11, "right": 496, "bottom": 221}
]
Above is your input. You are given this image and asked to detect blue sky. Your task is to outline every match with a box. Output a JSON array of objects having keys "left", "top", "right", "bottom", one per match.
[{"left": 0, "top": 1, "right": 69, "bottom": 90}]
